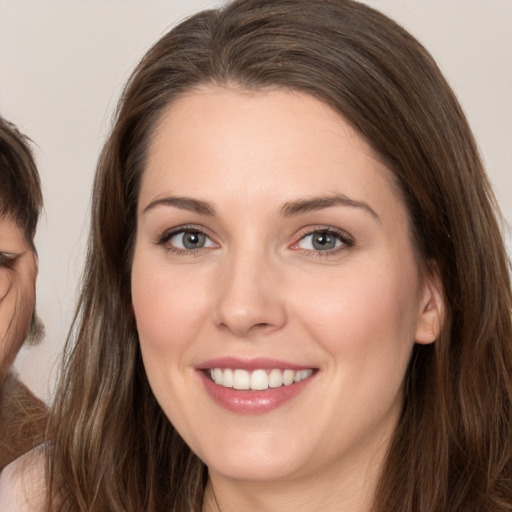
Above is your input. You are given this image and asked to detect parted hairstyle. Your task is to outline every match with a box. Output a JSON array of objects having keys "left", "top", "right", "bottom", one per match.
[
  {"left": 0, "top": 116, "right": 42, "bottom": 250},
  {"left": 46, "top": 1, "right": 512, "bottom": 510}
]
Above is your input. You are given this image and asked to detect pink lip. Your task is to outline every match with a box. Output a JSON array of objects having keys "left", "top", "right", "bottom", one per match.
[
  {"left": 196, "top": 356, "right": 312, "bottom": 371},
  {"left": 195, "top": 357, "right": 317, "bottom": 415}
]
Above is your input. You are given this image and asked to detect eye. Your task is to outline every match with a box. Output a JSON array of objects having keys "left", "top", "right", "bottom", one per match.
[
  {"left": 171, "top": 231, "right": 212, "bottom": 250},
  {"left": 293, "top": 228, "right": 353, "bottom": 253},
  {"left": 159, "top": 228, "right": 217, "bottom": 252},
  {"left": 0, "top": 252, "right": 18, "bottom": 269}
]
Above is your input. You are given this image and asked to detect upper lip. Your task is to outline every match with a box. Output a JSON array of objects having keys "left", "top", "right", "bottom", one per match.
[{"left": 195, "top": 357, "right": 316, "bottom": 372}]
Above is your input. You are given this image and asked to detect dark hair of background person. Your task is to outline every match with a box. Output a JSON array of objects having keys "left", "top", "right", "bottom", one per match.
[
  {"left": 0, "top": 117, "right": 42, "bottom": 251},
  {"left": 0, "top": 115, "right": 46, "bottom": 470},
  {"left": 45, "top": 0, "right": 512, "bottom": 510}
]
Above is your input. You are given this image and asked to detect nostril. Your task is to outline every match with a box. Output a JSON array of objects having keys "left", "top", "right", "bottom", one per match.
[
  {"left": 248, "top": 322, "right": 278, "bottom": 335},
  {"left": 217, "top": 320, "right": 277, "bottom": 337},
  {"left": 252, "top": 323, "right": 275, "bottom": 331}
]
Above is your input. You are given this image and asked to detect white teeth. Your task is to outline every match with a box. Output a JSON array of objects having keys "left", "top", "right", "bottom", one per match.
[
  {"left": 213, "top": 368, "right": 223, "bottom": 385},
  {"left": 300, "top": 369, "right": 313, "bottom": 380},
  {"left": 233, "top": 369, "right": 250, "bottom": 390},
  {"left": 250, "top": 369, "right": 268, "bottom": 390},
  {"left": 283, "top": 369, "right": 295, "bottom": 386},
  {"left": 268, "top": 369, "right": 283, "bottom": 388},
  {"left": 223, "top": 368, "right": 234, "bottom": 387},
  {"left": 208, "top": 367, "right": 314, "bottom": 390}
]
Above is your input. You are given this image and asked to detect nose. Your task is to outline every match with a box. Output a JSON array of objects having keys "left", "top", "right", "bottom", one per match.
[{"left": 213, "top": 249, "right": 287, "bottom": 338}]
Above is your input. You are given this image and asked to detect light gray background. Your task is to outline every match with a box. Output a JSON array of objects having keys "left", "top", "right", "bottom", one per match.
[{"left": 1, "top": 0, "right": 510, "bottom": 402}]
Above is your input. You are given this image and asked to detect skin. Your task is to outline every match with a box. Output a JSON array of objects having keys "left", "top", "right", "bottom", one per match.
[
  {"left": 0, "top": 448, "right": 45, "bottom": 511},
  {"left": 132, "top": 86, "right": 443, "bottom": 512},
  {"left": 0, "top": 216, "right": 37, "bottom": 381}
]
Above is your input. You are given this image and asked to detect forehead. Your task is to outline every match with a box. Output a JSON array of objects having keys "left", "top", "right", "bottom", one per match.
[
  {"left": 150, "top": 85, "right": 371, "bottom": 155},
  {"left": 0, "top": 215, "right": 27, "bottom": 248},
  {"left": 143, "top": 87, "right": 396, "bottom": 196}
]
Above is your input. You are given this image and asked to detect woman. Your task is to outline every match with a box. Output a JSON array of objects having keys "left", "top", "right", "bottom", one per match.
[
  {"left": 6, "top": 0, "right": 512, "bottom": 510},
  {"left": 0, "top": 116, "right": 46, "bottom": 471}
]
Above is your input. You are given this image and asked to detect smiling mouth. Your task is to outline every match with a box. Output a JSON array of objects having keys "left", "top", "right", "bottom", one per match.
[{"left": 207, "top": 368, "right": 315, "bottom": 391}]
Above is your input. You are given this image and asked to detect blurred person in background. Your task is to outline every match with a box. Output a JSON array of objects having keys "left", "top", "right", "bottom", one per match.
[{"left": 0, "top": 115, "right": 46, "bottom": 471}]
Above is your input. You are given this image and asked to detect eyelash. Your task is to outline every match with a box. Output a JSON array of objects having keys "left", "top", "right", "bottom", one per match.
[
  {"left": 157, "top": 225, "right": 216, "bottom": 256},
  {"left": 0, "top": 252, "right": 18, "bottom": 269},
  {"left": 292, "top": 226, "right": 354, "bottom": 257},
  {"left": 156, "top": 225, "right": 354, "bottom": 257}
]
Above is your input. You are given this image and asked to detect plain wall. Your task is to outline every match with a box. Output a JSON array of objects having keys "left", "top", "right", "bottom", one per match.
[{"left": 0, "top": 0, "right": 510, "bottom": 402}]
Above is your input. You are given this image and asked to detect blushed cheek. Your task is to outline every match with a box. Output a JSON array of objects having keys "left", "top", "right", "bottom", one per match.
[
  {"left": 132, "top": 274, "right": 205, "bottom": 421},
  {"left": 295, "top": 270, "right": 419, "bottom": 361},
  {"left": 132, "top": 265, "right": 204, "bottom": 364}
]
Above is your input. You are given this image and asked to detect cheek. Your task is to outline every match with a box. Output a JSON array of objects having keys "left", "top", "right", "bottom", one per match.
[
  {"left": 0, "top": 269, "right": 11, "bottom": 301},
  {"left": 0, "top": 298, "right": 15, "bottom": 376},
  {"left": 0, "top": 280, "right": 35, "bottom": 374},
  {"left": 131, "top": 253, "right": 214, "bottom": 433},
  {"left": 292, "top": 259, "right": 421, "bottom": 367},
  {"left": 131, "top": 254, "right": 210, "bottom": 367}
]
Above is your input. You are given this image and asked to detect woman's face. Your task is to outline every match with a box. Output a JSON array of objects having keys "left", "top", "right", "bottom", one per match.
[
  {"left": 131, "top": 87, "right": 442, "bottom": 487},
  {"left": 0, "top": 216, "right": 37, "bottom": 379}
]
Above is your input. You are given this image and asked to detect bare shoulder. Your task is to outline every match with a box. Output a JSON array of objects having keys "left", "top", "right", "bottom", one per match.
[{"left": 0, "top": 445, "right": 46, "bottom": 512}]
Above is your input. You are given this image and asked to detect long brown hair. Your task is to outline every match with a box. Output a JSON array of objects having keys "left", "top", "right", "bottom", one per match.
[{"left": 47, "top": 1, "right": 512, "bottom": 510}]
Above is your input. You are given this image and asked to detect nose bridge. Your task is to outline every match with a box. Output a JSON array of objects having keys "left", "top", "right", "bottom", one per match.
[{"left": 214, "top": 240, "right": 286, "bottom": 336}]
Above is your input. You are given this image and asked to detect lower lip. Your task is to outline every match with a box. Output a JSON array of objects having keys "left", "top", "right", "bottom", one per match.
[{"left": 197, "top": 370, "right": 315, "bottom": 414}]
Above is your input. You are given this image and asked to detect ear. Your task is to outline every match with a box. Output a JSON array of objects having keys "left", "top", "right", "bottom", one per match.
[{"left": 415, "top": 263, "right": 444, "bottom": 345}]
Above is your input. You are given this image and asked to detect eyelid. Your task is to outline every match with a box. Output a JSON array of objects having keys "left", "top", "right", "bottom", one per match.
[
  {"left": 157, "top": 224, "right": 213, "bottom": 243},
  {"left": 290, "top": 226, "right": 354, "bottom": 254},
  {"left": 156, "top": 224, "right": 219, "bottom": 255},
  {"left": 0, "top": 252, "right": 19, "bottom": 268}
]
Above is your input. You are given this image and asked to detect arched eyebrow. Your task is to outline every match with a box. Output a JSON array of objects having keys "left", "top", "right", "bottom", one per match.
[
  {"left": 142, "top": 194, "right": 379, "bottom": 221},
  {"left": 280, "top": 195, "right": 380, "bottom": 221},
  {"left": 143, "top": 196, "right": 216, "bottom": 216}
]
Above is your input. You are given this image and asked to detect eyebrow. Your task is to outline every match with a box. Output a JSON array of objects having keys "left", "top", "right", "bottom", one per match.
[
  {"left": 143, "top": 196, "right": 216, "bottom": 216},
  {"left": 142, "top": 193, "right": 379, "bottom": 221},
  {"left": 280, "top": 194, "right": 380, "bottom": 220}
]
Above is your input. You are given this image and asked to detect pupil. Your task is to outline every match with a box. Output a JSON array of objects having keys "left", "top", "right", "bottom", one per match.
[
  {"left": 183, "top": 232, "right": 205, "bottom": 249},
  {"left": 312, "top": 232, "right": 335, "bottom": 250}
]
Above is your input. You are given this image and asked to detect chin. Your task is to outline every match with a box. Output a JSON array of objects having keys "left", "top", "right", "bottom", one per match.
[
  {"left": 207, "top": 456, "right": 304, "bottom": 483},
  {"left": 196, "top": 434, "right": 311, "bottom": 483}
]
